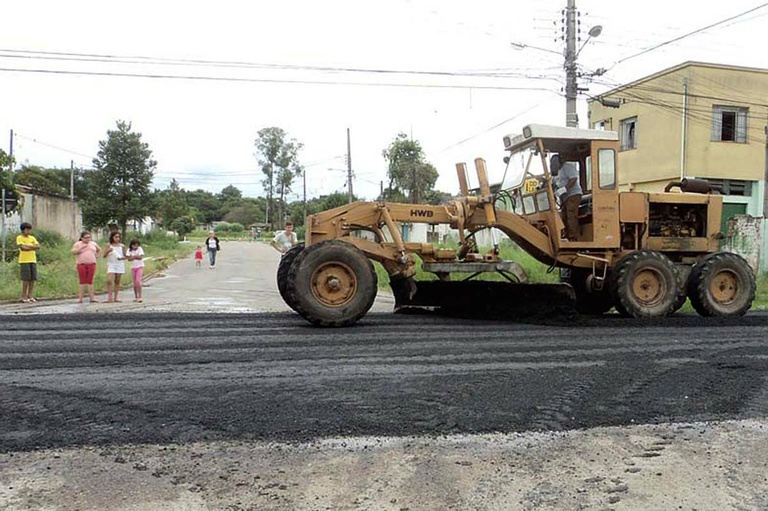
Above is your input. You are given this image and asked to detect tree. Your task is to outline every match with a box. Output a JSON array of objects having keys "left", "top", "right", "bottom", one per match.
[
  {"left": 382, "top": 133, "right": 439, "bottom": 204},
  {"left": 0, "top": 149, "right": 19, "bottom": 215},
  {"left": 169, "top": 215, "right": 196, "bottom": 239},
  {"left": 154, "top": 179, "right": 190, "bottom": 228},
  {"left": 186, "top": 189, "right": 220, "bottom": 225},
  {"left": 82, "top": 121, "right": 156, "bottom": 238},
  {"left": 223, "top": 198, "right": 264, "bottom": 226},
  {"left": 254, "top": 127, "right": 303, "bottom": 230},
  {"left": 14, "top": 165, "right": 69, "bottom": 196}
]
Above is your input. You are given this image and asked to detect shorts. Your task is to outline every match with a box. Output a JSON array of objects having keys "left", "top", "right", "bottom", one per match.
[
  {"left": 20, "top": 263, "right": 38, "bottom": 282},
  {"left": 77, "top": 263, "right": 97, "bottom": 285}
]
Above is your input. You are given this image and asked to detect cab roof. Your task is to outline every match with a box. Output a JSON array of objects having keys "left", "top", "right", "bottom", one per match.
[{"left": 503, "top": 124, "right": 619, "bottom": 153}]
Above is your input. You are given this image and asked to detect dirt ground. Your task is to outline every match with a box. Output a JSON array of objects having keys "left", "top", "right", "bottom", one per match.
[{"left": 1, "top": 242, "right": 767, "bottom": 510}]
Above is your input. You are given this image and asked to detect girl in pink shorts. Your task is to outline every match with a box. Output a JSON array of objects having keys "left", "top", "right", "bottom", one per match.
[{"left": 126, "top": 239, "right": 145, "bottom": 303}]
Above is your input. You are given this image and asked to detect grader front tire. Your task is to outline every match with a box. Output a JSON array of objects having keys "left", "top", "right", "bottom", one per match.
[
  {"left": 287, "top": 240, "right": 378, "bottom": 327},
  {"left": 687, "top": 252, "right": 755, "bottom": 317},
  {"left": 277, "top": 243, "right": 304, "bottom": 312},
  {"left": 611, "top": 250, "right": 678, "bottom": 318}
]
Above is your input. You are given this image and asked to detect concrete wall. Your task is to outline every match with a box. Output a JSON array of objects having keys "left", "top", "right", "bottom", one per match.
[
  {"left": 724, "top": 215, "right": 764, "bottom": 275},
  {"left": 19, "top": 192, "right": 82, "bottom": 240}
]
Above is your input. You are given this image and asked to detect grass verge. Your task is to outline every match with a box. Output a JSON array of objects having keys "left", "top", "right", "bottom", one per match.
[{"left": 0, "top": 230, "right": 195, "bottom": 302}]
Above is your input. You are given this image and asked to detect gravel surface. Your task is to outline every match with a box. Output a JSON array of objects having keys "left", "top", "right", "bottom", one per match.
[{"left": 1, "top": 242, "right": 767, "bottom": 510}]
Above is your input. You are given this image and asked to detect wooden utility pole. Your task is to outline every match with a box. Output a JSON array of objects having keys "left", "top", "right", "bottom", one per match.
[{"left": 346, "top": 128, "right": 353, "bottom": 203}]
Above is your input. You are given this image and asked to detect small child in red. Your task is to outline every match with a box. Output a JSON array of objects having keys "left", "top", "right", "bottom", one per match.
[{"left": 194, "top": 246, "right": 204, "bottom": 269}]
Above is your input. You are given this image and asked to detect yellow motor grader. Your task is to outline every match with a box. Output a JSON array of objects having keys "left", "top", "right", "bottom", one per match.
[{"left": 278, "top": 124, "right": 756, "bottom": 326}]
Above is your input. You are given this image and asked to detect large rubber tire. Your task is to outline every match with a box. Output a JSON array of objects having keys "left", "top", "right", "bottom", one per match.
[
  {"left": 563, "top": 269, "right": 613, "bottom": 315},
  {"left": 277, "top": 243, "right": 304, "bottom": 312},
  {"left": 687, "top": 252, "right": 755, "bottom": 317},
  {"left": 287, "top": 240, "right": 378, "bottom": 327},
  {"left": 610, "top": 250, "right": 678, "bottom": 318},
  {"left": 669, "top": 265, "right": 692, "bottom": 315}
]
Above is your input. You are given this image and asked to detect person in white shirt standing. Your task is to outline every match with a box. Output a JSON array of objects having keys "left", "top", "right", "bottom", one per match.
[
  {"left": 270, "top": 222, "right": 298, "bottom": 256},
  {"left": 126, "top": 239, "right": 145, "bottom": 303}
]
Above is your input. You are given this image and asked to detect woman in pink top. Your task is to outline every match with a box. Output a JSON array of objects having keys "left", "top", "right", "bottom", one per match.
[{"left": 71, "top": 231, "right": 101, "bottom": 303}]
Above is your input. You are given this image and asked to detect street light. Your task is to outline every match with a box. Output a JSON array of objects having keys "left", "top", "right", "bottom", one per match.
[{"left": 576, "top": 25, "right": 603, "bottom": 59}]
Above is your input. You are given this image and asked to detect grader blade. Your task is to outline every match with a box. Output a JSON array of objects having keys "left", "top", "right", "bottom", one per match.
[{"left": 390, "top": 279, "right": 577, "bottom": 320}]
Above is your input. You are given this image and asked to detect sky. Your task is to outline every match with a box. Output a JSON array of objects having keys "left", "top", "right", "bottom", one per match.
[{"left": 2, "top": 0, "right": 768, "bottom": 203}]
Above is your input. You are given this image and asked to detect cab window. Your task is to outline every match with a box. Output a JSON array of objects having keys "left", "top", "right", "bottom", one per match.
[{"left": 598, "top": 149, "right": 616, "bottom": 190}]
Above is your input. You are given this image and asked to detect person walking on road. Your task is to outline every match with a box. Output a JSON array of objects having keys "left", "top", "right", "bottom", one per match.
[
  {"left": 126, "top": 239, "right": 145, "bottom": 303},
  {"left": 194, "top": 245, "right": 204, "bottom": 269},
  {"left": 71, "top": 231, "right": 101, "bottom": 303},
  {"left": 206, "top": 231, "right": 220, "bottom": 268},
  {"left": 16, "top": 222, "right": 40, "bottom": 303},
  {"left": 270, "top": 222, "right": 297, "bottom": 256},
  {"left": 103, "top": 231, "right": 126, "bottom": 302}
]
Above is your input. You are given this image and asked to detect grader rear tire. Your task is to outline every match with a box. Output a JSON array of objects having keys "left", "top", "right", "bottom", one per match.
[
  {"left": 277, "top": 243, "right": 304, "bottom": 312},
  {"left": 687, "top": 252, "right": 755, "bottom": 317},
  {"left": 287, "top": 240, "right": 378, "bottom": 327},
  {"left": 611, "top": 250, "right": 678, "bottom": 318}
]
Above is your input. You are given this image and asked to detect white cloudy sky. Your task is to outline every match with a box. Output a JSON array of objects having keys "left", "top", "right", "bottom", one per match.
[{"left": 2, "top": 0, "right": 767, "bottom": 201}]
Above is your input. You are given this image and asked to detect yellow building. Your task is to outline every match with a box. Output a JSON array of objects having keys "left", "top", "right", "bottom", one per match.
[{"left": 588, "top": 61, "right": 767, "bottom": 231}]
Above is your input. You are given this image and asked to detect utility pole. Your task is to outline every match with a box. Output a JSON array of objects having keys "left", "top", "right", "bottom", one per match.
[
  {"left": 70, "top": 160, "right": 75, "bottom": 200},
  {"left": 1, "top": 188, "right": 6, "bottom": 262},
  {"left": 303, "top": 167, "right": 307, "bottom": 221},
  {"left": 8, "top": 130, "right": 13, "bottom": 172},
  {"left": 346, "top": 128, "right": 353, "bottom": 203},
  {"left": 564, "top": 0, "right": 578, "bottom": 127}
]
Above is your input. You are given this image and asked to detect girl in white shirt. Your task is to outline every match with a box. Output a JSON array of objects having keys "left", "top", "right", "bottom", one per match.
[
  {"left": 103, "top": 232, "right": 126, "bottom": 302},
  {"left": 126, "top": 239, "right": 145, "bottom": 303}
]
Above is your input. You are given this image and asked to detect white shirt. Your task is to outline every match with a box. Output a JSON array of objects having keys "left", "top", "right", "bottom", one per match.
[
  {"left": 555, "top": 161, "right": 582, "bottom": 199},
  {"left": 128, "top": 247, "right": 145, "bottom": 269},
  {"left": 273, "top": 230, "right": 297, "bottom": 251}
]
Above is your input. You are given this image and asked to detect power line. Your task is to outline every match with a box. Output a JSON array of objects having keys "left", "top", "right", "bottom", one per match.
[
  {"left": 0, "top": 66, "right": 559, "bottom": 92},
  {"left": 605, "top": 2, "right": 768, "bottom": 72},
  {"left": 0, "top": 47, "right": 561, "bottom": 81}
]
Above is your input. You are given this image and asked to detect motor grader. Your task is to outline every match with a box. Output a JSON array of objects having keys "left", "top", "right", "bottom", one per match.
[{"left": 278, "top": 124, "right": 756, "bottom": 326}]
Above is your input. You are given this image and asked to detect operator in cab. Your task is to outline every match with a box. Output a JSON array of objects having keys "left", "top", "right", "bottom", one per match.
[{"left": 550, "top": 154, "right": 582, "bottom": 241}]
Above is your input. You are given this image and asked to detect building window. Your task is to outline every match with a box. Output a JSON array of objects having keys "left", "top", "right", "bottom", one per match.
[
  {"left": 593, "top": 120, "right": 609, "bottom": 131},
  {"left": 703, "top": 178, "right": 752, "bottom": 196},
  {"left": 620, "top": 117, "right": 637, "bottom": 151},
  {"left": 712, "top": 106, "right": 748, "bottom": 143}
]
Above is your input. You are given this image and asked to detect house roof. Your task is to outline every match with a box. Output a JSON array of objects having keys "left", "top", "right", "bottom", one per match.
[{"left": 590, "top": 61, "right": 768, "bottom": 102}]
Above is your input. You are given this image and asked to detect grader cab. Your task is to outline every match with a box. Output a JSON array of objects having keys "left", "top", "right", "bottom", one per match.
[{"left": 278, "top": 124, "right": 756, "bottom": 326}]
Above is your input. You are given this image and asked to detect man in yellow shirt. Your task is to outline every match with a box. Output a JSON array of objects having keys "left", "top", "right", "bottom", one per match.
[{"left": 16, "top": 222, "right": 40, "bottom": 303}]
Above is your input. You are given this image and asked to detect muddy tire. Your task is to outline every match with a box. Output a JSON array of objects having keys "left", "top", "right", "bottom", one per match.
[
  {"left": 687, "top": 252, "right": 755, "bottom": 317},
  {"left": 610, "top": 250, "right": 678, "bottom": 318},
  {"left": 287, "top": 240, "right": 377, "bottom": 327},
  {"left": 277, "top": 243, "right": 304, "bottom": 312},
  {"left": 563, "top": 269, "right": 613, "bottom": 315}
]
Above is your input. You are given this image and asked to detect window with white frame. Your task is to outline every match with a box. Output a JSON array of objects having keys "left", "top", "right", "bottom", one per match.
[
  {"left": 620, "top": 117, "right": 637, "bottom": 151},
  {"left": 712, "top": 106, "right": 748, "bottom": 143}
]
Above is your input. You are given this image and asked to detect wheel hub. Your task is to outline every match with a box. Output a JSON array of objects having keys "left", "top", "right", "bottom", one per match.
[
  {"left": 710, "top": 270, "right": 738, "bottom": 304},
  {"left": 310, "top": 261, "right": 357, "bottom": 307},
  {"left": 632, "top": 268, "right": 665, "bottom": 305}
]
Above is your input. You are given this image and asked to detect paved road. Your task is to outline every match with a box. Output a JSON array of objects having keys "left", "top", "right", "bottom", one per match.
[
  {"left": 2, "top": 245, "right": 768, "bottom": 510},
  {"left": 2, "top": 311, "right": 768, "bottom": 452}
]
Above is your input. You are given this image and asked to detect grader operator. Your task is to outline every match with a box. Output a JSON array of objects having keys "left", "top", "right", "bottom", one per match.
[{"left": 278, "top": 124, "right": 756, "bottom": 327}]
